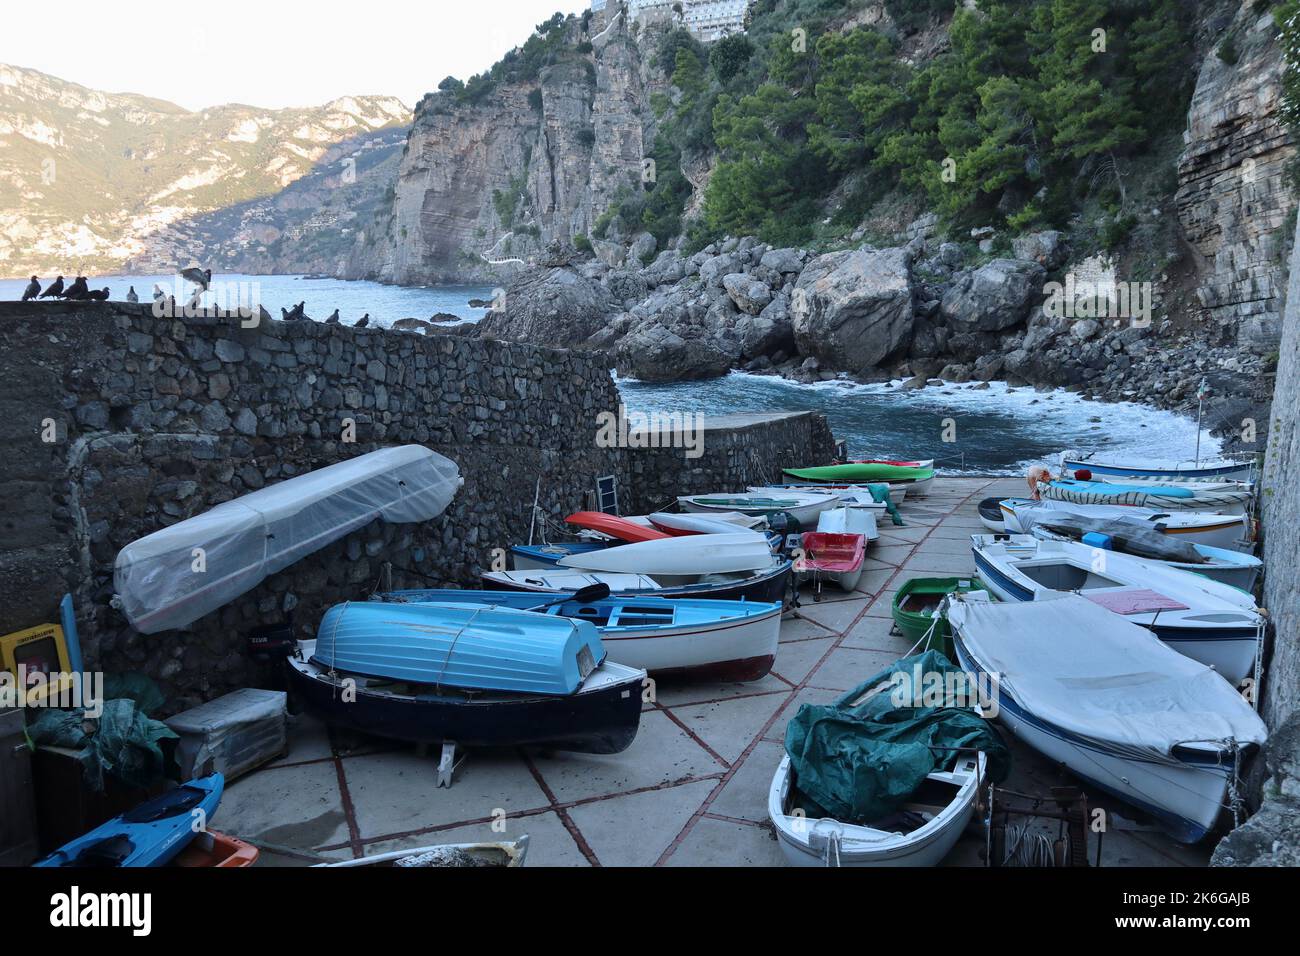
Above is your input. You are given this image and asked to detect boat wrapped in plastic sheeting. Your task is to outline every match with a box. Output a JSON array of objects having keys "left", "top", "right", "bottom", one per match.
[
  {"left": 946, "top": 595, "right": 1267, "bottom": 843},
  {"left": 114, "top": 446, "right": 461, "bottom": 633},
  {"left": 1042, "top": 479, "right": 1252, "bottom": 516}
]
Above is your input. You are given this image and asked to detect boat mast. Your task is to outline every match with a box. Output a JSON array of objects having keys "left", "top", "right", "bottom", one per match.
[{"left": 1194, "top": 377, "right": 1209, "bottom": 466}]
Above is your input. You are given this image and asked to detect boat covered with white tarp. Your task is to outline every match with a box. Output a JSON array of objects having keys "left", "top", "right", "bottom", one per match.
[
  {"left": 114, "top": 446, "right": 461, "bottom": 633},
  {"left": 947, "top": 594, "right": 1267, "bottom": 843}
]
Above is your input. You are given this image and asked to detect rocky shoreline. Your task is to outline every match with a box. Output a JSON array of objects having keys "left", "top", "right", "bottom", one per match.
[{"left": 476, "top": 231, "right": 1273, "bottom": 454}]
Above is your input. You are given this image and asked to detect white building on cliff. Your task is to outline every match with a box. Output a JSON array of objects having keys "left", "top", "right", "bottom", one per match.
[{"left": 592, "top": 0, "right": 750, "bottom": 42}]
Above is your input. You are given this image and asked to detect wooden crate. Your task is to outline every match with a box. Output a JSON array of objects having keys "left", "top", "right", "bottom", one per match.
[{"left": 0, "top": 707, "right": 39, "bottom": 866}]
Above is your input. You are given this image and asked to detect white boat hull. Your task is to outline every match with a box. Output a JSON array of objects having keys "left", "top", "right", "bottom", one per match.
[
  {"left": 557, "top": 532, "right": 773, "bottom": 575},
  {"left": 1061, "top": 452, "right": 1256, "bottom": 483},
  {"left": 971, "top": 534, "right": 1261, "bottom": 686},
  {"left": 600, "top": 605, "right": 782, "bottom": 679},
  {"left": 769, "top": 753, "right": 984, "bottom": 866},
  {"left": 999, "top": 498, "right": 1250, "bottom": 551},
  {"left": 680, "top": 492, "right": 838, "bottom": 526},
  {"left": 953, "top": 640, "right": 1234, "bottom": 843}
]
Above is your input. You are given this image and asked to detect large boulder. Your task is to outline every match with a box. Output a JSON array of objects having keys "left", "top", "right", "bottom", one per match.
[
  {"left": 699, "top": 253, "right": 742, "bottom": 286},
  {"left": 613, "top": 323, "right": 734, "bottom": 382},
  {"left": 737, "top": 293, "right": 795, "bottom": 359},
  {"left": 792, "top": 247, "right": 915, "bottom": 370},
  {"left": 722, "top": 273, "right": 773, "bottom": 315},
  {"left": 1011, "top": 230, "right": 1068, "bottom": 270},
  {"left": 478, "top": 266, "right": 617, "bottom": 345},
  {"left": 760, "top": 247, "right": 805, "bottom": 275},
  {"left": 940, "top": 259, "right": 1047, "bottom": 333}
]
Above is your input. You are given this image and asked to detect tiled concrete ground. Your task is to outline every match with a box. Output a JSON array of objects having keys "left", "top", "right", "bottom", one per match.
[{"left": 220, "top": 476, "right": 1213, "bottom": 867}]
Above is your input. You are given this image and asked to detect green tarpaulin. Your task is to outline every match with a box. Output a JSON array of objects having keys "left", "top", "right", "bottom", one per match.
[{"left": 784, "top": 650, "right": 1009, "bottom": 825}]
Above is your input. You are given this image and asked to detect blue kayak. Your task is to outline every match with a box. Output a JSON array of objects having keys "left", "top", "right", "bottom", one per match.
[{"left": 36, "top": 774, "right": 224, "bottom": 867}]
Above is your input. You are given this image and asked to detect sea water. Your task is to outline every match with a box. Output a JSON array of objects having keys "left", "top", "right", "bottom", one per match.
[{"left": 2, "top": 274, "right": 1217, "bottom": 474}]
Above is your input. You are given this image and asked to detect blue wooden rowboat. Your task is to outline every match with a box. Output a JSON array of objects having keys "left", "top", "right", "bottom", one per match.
[
  {"left": 37, "top": 775, "right": 224, "bottom": 867},
  {"left": 382, "top": 589, "right": 783, "bottom": 682},
  {"left": 290, "top": 598, "right": 645, "bottom": 753}
]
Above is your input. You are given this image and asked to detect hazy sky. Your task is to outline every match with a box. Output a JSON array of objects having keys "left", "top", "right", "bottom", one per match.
[{"left": 0, "top": 0, "right": 589, "bottom": 111}]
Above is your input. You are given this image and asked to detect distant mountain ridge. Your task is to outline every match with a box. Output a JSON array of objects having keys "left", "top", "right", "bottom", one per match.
[{"left": 0, "top": 63, "right": 410, "bottom": 277}]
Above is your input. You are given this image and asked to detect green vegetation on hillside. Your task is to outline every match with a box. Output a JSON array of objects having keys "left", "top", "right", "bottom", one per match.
[{"left": 691, "top": 0, "right": 1195, "bottom": 247}]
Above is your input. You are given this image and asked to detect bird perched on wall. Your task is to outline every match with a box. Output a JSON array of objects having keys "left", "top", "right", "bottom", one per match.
[
  {"left": 126, "top": 286, "right": 139, "bottom": 303},
  {"left": 325, "top": 308, "right": 339, "bottom": 324},
  {"left": 281, "top": 301, "right": 307, "bottom": 322},
  {"left": 85, "top": 288, "right": 110, "bottom": 301},
  {"left": 180, "top": 266, "right": 212, "bottom": 308},
  {"left": 61, "top": 276, "right": 89, "bottom": 300},
  {"left": 152, "top": 284, "right": 166, "bottom": 302},
  {"left": 22, "top": 276, "right": 41, "bottom": 300},
  {"left": 40, "top": 276, "right": 65, "bottom": 298},
  {"left": 354, "top": 313, "right": 370, "bottom": 328}
]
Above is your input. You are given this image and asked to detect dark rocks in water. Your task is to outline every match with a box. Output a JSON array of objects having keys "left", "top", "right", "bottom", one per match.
[
  {"left": 614, "top": 323, "right": 734, "bottom": 382},
  {"left": 392, "top": 317, "right": 432, "bottom": 332},
  {"left": 429, "top": 312, "right": 460, "bottom": 323},
  {"left": 467, "top": 298, "right": 493, "bottom": 308}
]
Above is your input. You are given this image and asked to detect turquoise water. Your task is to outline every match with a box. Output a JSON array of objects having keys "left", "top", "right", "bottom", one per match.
[
  {"left": 617, "top": 371, "right": 1220, "bottom": 475},
  {"left": 0, "top": 273, "right": 496, "bottom": 328}
]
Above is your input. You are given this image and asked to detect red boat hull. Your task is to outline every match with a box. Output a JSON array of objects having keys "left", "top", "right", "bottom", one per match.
[{"left": 565, "top": 511, "right": 670, "bottom": 543}]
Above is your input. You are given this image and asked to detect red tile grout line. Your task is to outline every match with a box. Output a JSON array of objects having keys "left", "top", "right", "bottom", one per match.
[
  {"left": 326, "top": 726, "right": 366, "bottom": 859},
  {"left": 518, "top": 749, "right": 604, "bottom": 866},
  {"left": 652, "top": 478, "right": 998, "bottom": 866},
  {"left": 654, "top": 705, "right": 733, "bottom": 769},
  {"left": 318, "top": 768, "right": 730, "bottom": 856}
]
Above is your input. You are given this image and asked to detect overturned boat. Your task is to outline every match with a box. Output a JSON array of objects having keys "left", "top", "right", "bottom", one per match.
[
  {"left": 1060, "top": 450, "right": 1256, "bottom": 483},
  {"left": 970, "top": 533, "right": 1263, "bottom": 686},
  {"left": 1042, "top": 478, "right": 1252, "bottom": 516},
  {"left": 381, "top": 589, "right": 782, "bottom": 682},
  {"left": 947, "top": 595, "right": 1267, "bottom": 843},
  {"left": 115, "top": 446, "right": 462, "bottom": 633},
  {"left": 289, "top": 599, "right": 644, "bottom": 752},
  {"left": 678, "top": 491, "right": 840, "bottom": 526}
]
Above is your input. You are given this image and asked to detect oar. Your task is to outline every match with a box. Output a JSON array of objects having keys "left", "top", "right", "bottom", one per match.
[{"left": 526, "top": 582, "right": 611, "bottom": 612}]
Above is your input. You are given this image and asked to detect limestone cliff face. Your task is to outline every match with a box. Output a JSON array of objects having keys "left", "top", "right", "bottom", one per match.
[
  {"left": 345, "top": 12, "right": 656, "bottom": 284},
  {"left": 1176, "top": 9, "right": 1295, "bottom": 350}
]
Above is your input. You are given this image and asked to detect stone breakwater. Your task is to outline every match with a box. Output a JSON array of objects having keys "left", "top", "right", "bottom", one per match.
[{"left": 0, "top": 301, "right": 831, "bottom": 707}]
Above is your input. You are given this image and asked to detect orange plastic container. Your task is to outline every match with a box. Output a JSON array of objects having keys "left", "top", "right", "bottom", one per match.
[{"left": 171, "top": 830, "right": 259, "bottom": 868}]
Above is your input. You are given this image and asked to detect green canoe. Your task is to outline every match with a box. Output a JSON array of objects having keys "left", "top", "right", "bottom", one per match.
[
  {"left": 784, "top": 463, "right": 935, "bottom": 483},
  {"left": 891, "top": 577, "right": 988, "bottom": 661}
]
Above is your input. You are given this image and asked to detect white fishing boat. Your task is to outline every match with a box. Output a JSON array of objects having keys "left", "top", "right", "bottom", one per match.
[
  {"left": 678, "top": 491, "right": 840, "bottom": 526},
  {"left": 998, "top": 497, "right": 1250, "bottom": 551},
  {"left": 970, "top": 533, "right": 1263, "bottom": 686},
  {"left": 1026, "top": 517, "right": 1262, "bottom": 592},
  {"left": 1060, "top": 450, "right": 1256, "bottom": 483},
  {"left": 481, "top": 558, "right": 791, "bottom": 605},
  {"left": 817, "top": 502, "right": 880, "bottom": 542},
  {"left": 648, "top": 511, "right": 769, "bottom": 535},
  {"left": 769, "top": 751, "right": 984, "bottom": 867},
  {"left": 556, "top": 531, "right": 774, "bottom": 575},
  {"left": 947, "top": 595, "right": 1267, "bottom": 843},
  {"left": 752, "top": 484, "right": 903, "bottom": 507},
  {"left": 114, "top": 446, "right": 461, "bottom": 633}
]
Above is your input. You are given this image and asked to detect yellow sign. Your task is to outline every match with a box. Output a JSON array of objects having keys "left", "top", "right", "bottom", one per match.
[{"left": 1, "top": 622, "right": 74, "bottom": 704}]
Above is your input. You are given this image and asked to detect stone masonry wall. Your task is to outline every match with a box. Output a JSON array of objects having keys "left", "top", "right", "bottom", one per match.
[{"left": 0, "top": 303, "right": 833, "bottom": 709}]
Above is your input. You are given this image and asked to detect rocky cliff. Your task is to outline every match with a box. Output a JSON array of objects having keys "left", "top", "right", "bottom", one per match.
[
  {"left": 0, "top": 63, "right": 409, "bottom": 277},
  {"left": 343, "top": 9, "right": 661, "bottom": 284}
]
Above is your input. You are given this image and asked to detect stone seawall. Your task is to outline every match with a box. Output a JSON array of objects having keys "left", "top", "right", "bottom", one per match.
[
  {"left": 620, "top": 412, "right": 837, "bottom": 515},
  {"left": 0, "top": 302, "right": 832, "bottom": 708}
]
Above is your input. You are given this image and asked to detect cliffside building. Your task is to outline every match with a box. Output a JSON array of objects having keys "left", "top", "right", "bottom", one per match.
[{"left": 593, "top": 0, "right": 749, "bottom": 42}]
